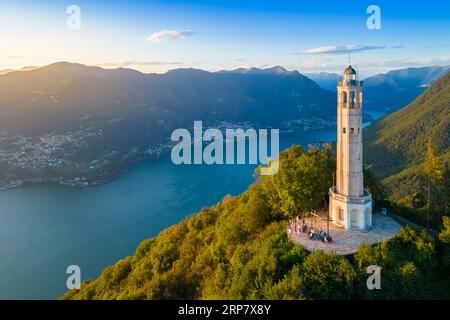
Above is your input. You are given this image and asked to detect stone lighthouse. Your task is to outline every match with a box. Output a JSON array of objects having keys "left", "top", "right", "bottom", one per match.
[{"left": 329, "top": 65, "right": 372, "bottom": 230}]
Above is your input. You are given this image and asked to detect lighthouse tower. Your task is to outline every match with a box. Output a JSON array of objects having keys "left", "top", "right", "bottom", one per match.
[{"left": 329, "top": 65, "right": 372, "bottom": 230}]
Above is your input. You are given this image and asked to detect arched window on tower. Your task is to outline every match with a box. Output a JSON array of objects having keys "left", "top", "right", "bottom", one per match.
[
  {"left": 350, "top": 91, "right": 355, "bottom": 108},
  {"left": 342, "top": 91, "right": 347, "bottom": 105}
]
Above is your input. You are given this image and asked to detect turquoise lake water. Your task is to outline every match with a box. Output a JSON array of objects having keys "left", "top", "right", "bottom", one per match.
[{"left": 0, "top": 112, "right": 385, "bottom": 299}]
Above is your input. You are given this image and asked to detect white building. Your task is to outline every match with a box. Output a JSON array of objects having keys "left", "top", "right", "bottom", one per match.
[{"left": 329, "top": 65, "right": 372, "bottom": 230}]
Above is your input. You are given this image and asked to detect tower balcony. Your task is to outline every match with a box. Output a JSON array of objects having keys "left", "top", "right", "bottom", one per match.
[
  {"left": 339, "top": 102, "right": 362, "bottom": 109},
  {"left": 329, "top": 186, "right": 372, "bottom": 204}
]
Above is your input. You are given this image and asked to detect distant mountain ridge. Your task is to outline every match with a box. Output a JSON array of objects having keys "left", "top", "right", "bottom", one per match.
[
  {"left": 304, "top": 72, "right": 343, "bottom": 92},
  {"left": 221, "top": 66, "right": 296, "bottom": 75},
  {"left": 0, "top": 62, "right": 447, "bottom": 188},
  {"left": 305, "top": 66, "right": 449, "bottom": 112},
  {"left": 0, "top": 62, "right": 335, "bottom": 134},
  {"left": 363, "top": 65, "right": 450, "bottom": 112},
  {"left": 0, "top": 62, "right": 336, "bottom": 186},
  {"left": 0, "top": 66, "right": 38, "bottom": 76}
]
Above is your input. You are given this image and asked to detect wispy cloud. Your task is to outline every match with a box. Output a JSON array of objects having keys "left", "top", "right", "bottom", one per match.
[
  {"left": 297, "top": 45, "right": 403, "bottom": 55},
  {"left": 97, "top": 61, "right": 182, "bottom": 67},
  {"left": 362, "top": 55, "right": 450, "bottom": 69},
  {"left": 295, "top": 58, "right": 336, "bottom": 71},
  {"left": 146, "top": 30, "right": 194, "bottom": 43},
  {"left": 7, "top": 55, "right": 24, "bottom": 59},
  {"left": 423, "top": 44, "right": 450, "bottom": 48}
]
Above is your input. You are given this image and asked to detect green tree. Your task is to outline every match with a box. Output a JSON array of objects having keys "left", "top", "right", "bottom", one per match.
[
  {"left": 423, "top": 136, "right": 445, "bottom": 182},
  {"left": 438, "top": 216, "right": 450, "bottom": 271},
  {"left": 260, "top": 146, "right": 333, "bottom": 219},
  {"left": 354, "top": 226, "right": 446, "bottom": 299},
  {"left": 422, "top": 137, "right": 446, "bottom": 225},
  {"left": 264, "top": 264, "right": 304, "bottom": 299},
  {"left": 364, "top": 167, "right": 384, "bottom": 200},
  {"left": 296, "top": 251, "right": 356, "bottom": 300}
]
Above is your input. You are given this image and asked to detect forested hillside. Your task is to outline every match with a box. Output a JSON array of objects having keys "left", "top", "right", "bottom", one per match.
[
  {"left": 364, "top": 72, "right": 450, "bottom": 208},
  {"left": 63, "top": 146, "right": 450, "bottom": 300}
]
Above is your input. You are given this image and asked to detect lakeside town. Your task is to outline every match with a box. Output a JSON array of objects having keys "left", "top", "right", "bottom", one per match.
[
  {"left": 0, "top": 117, "right": 339, "bottom": 190},
  {"left": 0, "top": 126, "right": 171, "bottom": 189}
]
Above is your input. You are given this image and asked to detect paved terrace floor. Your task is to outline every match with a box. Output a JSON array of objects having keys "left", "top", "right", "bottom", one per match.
[{"left": 289, "top": 213, "right": 402, "bottom": 255}]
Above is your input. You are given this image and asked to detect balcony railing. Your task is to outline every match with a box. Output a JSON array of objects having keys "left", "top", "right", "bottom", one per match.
[
  {"left": 338, "top": 80, "right": 363, "bottom": 87},
  {"left": 329, "top": 186, "right": 372, "bottom": 204}
]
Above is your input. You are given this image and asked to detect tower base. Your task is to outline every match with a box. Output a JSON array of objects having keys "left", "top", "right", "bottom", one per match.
[
  {"left": 329, "top": 187, "right": 373, "bottom": 230},
  {"left": 288, "top": 212, "right": 401, "bottom": 255}
]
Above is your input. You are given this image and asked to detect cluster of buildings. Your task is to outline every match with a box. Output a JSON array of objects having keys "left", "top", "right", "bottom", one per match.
[
  {"left": 0, "top": 134, "right": 73, "bottom": 169},
  {"left": 282, "top": 117, "right": 336, "bottom": 133}
]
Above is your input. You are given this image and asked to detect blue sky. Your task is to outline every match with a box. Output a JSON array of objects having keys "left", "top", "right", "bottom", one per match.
[{"left": 0, "top": 0, "right": 449, "bottom": 76}]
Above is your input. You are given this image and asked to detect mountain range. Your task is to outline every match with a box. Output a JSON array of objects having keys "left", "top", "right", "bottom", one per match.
[
  {"left": 0, "top": 63, "right": 336, "bottom": 186},
  {"left": 0, "top": 63, "right": 337, "bottom": 135},
  {"left": 363, "top": 66, "right": 449, "bottom": 112},
  {"left": 307, "top": 66, "right": 449, "bottom": 112}
]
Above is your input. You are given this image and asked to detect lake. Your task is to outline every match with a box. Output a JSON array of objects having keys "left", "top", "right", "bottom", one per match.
[{"left": 0, "top": 112, "right": 384, "bottom": 299}]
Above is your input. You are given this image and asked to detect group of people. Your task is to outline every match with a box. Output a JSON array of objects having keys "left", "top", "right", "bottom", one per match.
[
  {"left": 288, "top": 216, "right": 332, "bottom": 243},
  {"left": 308, "top": 227, "right": 330, "bottom": 242},
  {"left": 288, "top": 217, "right": 307, "bottom": 236}
]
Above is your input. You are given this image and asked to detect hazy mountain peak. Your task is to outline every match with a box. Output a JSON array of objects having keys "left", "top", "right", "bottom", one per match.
[
  {"left": 166, "top": 67, "right": 211, "bottom": 76},
  {"left": 268, "top": 66, "right": 289, "bottom": 74},
  {"left": 304, "top": 72, "right": 343, "bottom": 92},
  {"left": 363, "top": 65, "right": 450, "bottom": 111},
  {"left": 0, "top": 65, "right": 39, "bottom": 76},
  {"left": 223, "top": 66, "right": 294, "bottom": 75},
  {"left": 45, "top": 61, "right": 90, "bottom": 69}
]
